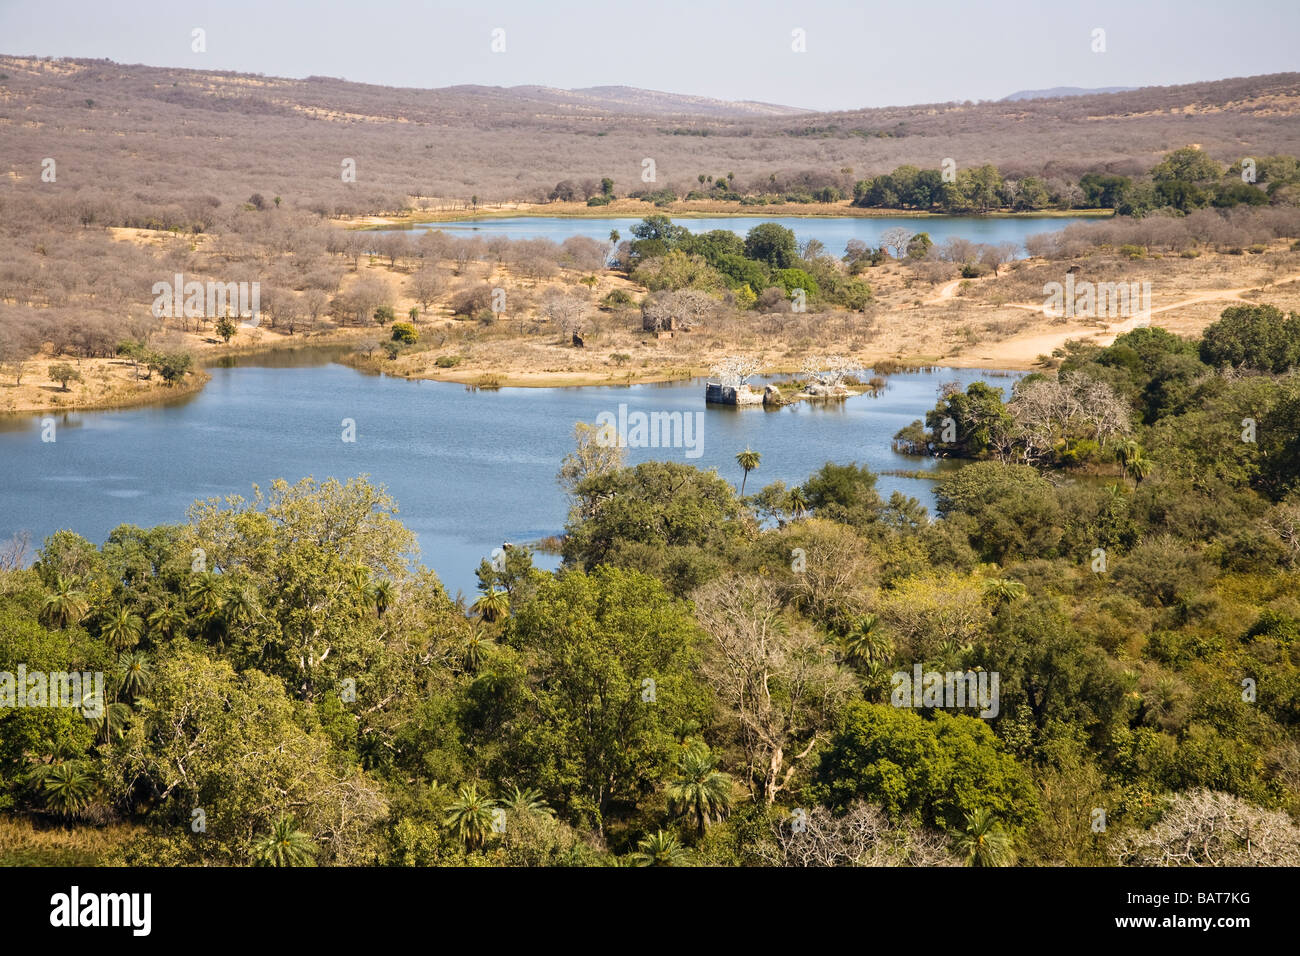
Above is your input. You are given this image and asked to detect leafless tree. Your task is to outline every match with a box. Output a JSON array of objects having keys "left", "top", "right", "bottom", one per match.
[
  {"left": 693, "top": 576, "right": 856, "bottom": 802},
  {"left": 761, "top": 801, "right": 961, "bottom": 867},
  {"left": 880, "top": 227, "right": 914, "bottom": 259},
  {"left": 1113, "top": 790, "right": 1300, "bottom": 866},
  {"left": 409, "top": 266, "right": 446, "bottom": 314}
]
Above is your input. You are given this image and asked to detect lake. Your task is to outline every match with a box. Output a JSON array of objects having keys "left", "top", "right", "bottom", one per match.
[
  {"left": 0, "top": 354, "right": 1020, "bottom": 599},
  {"left": 383, "top": 214, "right": 1098, "bottom": 257}
]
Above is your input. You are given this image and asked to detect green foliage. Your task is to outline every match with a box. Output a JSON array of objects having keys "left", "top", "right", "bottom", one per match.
[
  {"left": 936, "top": 463, "right": 1062, "bottom": 562},
  {"left": 815, "top": 703, "right": 1038, "bottom": 831},
  {"left": 799, "top": 462, "right": 883, "bottom": 531},
  {"left": 563, "top": 461, "right": 742, "bottom": 595},
  {"left": 1200, "top": 305, "right": 1300, "bottom": 373},
  {"left": 744, "top": 223, "right": 798, "bottom": 269},
  {"left": 501, "top": 566, "right": 708, "bottom": 828},
  {"left": 390, "top": 321, "right": 418, "bottom": 344}
]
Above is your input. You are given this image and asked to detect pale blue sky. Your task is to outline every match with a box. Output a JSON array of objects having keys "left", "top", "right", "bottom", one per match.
[{"left": 1, "top": 0, "right": 1295, "bottom": 110}]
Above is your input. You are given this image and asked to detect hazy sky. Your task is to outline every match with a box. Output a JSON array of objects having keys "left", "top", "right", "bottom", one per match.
[{"left": 1, "top": 0, "right": 1296, "bottom": 110}]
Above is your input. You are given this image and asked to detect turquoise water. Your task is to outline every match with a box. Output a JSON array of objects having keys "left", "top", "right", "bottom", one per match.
[
  {"left": 384, "top": 214, "right": 1095, "bottom": 257},
  {"left": 0, "top": 355, "right": 1019, "bottom": 598}
]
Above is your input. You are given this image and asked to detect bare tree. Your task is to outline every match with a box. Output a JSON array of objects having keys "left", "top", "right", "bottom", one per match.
[
  {"left": 710, "top": 355, "right": 763, "bottom": 387},
  {"left": 538, "top": 287, "right": 589, "bottom": 337},
  {"left": 879, "top": 227, "right": 914, "bottom": 259},
  {"left": 1113, "top": 790, "right": 1300, "bottom": 866},
  {"left": 762, "top": 801, "right": 961, "bottom": 867},
  {"left": 693, "top": 576, "right": 856, "bottom": 802},
  {"left": 409, "top": 266, "right": 446, "bottom": 314}
]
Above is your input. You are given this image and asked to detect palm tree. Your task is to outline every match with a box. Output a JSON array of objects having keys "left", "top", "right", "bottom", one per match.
[
  {"left": 840, "top": 613, "right": 890, "bottom": 666},
  {"left": 1116, "top": 440, "right": 1152, "bottom": 484},
  {"left": 502, "top": 786, "right": 552, "bottom": 819},
  {"left": 788, "top": 485, "right": 809, "bottom": 519},
  {"left": 100, "top": 605, "right": 143, "bottom": 652},
  {"left": 372, "top": 580, "right": 395, "bottom": 617},
  {"left": 346, "top": 564, "right": 373, "bottom": 604},
  {"left": 252, "top": 817, "right": 317, "bottom": 867},
  {"left": 445, "top": 784, "right": 498, "bottom": 850},
  {"left": 981, "top": 577, "right": 1027, "bottom": 607},
  {"left": 86, "top": 700, "right": 132, "bottom": 743},
  {"left": 1116, "top": 439, "right": 1141, "bottom": 468},
  {"left": 39, "top": 762, "right": 96, "bottom": 818},
  {"left": 454, "top": 630, "right": 491, "bottom": 673},
  {"left": 40, "top": 575, "right": 89, "bottom": 629},
  {"left": 666, "top": 743, "right": 734, "bottom": 836},
  {"left": 117, "top": 651, "right": 152, "bottom": 699},
  {"left": 187, "top": 573, "right": 225, "bottom": 629},
  {"left": 951, "top": 809, "right": 1015, "bottom": 867},
  {"left": 147, "top": 601, "right": 186, "bottom": 640},
  {"left": 735, "top": 448, "right": 761, "bottom": 495},
  {"left": 631, "top": 830, "right": 690, "bottom": 867},
  {"left": 1126, "top": 454, "right": 1154, "bottom": 484},
  {"left": 472, "top": 588, "right": 509, "bottom": 623},
  {"left": 221, "top": 585, "right": 257, "bottom": 627}
]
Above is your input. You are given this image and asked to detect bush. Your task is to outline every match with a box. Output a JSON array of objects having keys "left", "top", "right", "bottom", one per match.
[
  {"left": 814, "top": 703, "right": 1038, "bottom": 831},
  {"left": 434, "top": 355, "right": 461, "bottom": 368},
  {"left": 390, "top": 322, "right": 418, "bottom": 345},
  {"left": 1200, "top": 304, "right": 1300, "bottom": 373},
  {"left": 936, "top": 462, "right": 1062, "bottom": 562},
  {"left": 373, "top": 305, "right": 396, "bottom": 324},
  {"left": 451, "top": 285, "right": 495, "bottom": 318}
]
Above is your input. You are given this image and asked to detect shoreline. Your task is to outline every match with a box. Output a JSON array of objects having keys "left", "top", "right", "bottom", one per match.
[{"left": 349, "top": 202, "right": 1115, "bottom": 229}]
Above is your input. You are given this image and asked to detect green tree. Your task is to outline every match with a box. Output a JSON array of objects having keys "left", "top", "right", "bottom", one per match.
[
  {"left": 744, "top": 223, "right": 798, "bottom": 269},
  {"left": 38, "top": 762, "right": 97, "bottom": 818},
  {"left": 472, "top": 588, "right": 509, "bottom": 623},
  {"left": 840, "top": 613, "right": 890, "bottom": 665},
  {"left": 735, "top": 447, "right": 761, "bottom": 495},
  {"left": 252, "top": 817, "right": 317, "bottom": 866},
  {"left": 503, "top": 566, "right": 707, "bottom": 828},
  {"left": 952, "top": 808, "right": 1016, "bottom": 866},
  {"left": 936, "top": 462, "right": 1062, "bottom": 563},
  {"left": 100, "top": 605, "right": 143, "bottom": 652},
  {"left": 800, "top": 462, "right": 882, "bottom": 531},
  {"left": 631, "top": 830, "right": 690, "bottom": 866},
  {"left": 445, "top": 784, "right": 497, "bottom": 850},
  {"left": 667, "top": 743, "right": 734, "bottom": 835},
  {"left": 814, "top": 702, "right": 1038, "bottom": 831},
  {"left": 1200, "top": 305, "right": 1300, "bottom": 373},
  {"left": 117, "top": 651, "right": 153, "bottom": 699},
  {"left": 40, "top": 575, "right": 89, "bottom": 629},
  {"left": 215, "top": 314, "right": 238, "bottom": 343},
  {"left": 49, "top": 363, "right": 81, "bottom": 392}
]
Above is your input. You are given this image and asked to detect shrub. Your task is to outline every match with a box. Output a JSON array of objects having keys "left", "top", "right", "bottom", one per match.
[
  {"left": 435, "top": 355, "right": 461, "bottom": 368},
  {"left": 390, "top": 322, "right": 418, "bottom": 345}
]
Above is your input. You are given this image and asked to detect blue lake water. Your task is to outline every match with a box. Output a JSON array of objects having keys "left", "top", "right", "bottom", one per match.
[
  {"left": 0, "top": 355, "right": 1019, "bottom": 599},
  {"left": 385, "top": 214, "right": 1097, "bottom": 258}
]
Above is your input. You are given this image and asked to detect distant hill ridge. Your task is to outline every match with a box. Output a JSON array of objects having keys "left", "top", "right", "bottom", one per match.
[{"left": 1003, "top": 86, "right": 1140, "bottom": 101}]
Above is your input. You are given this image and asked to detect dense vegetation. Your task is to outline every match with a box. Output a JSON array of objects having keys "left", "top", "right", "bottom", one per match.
[
  {"left": 851, "top": 150, "right": 1300, "bottom": 215},
  {"left": 4, "top": 303, "right": 1299, "bottom": 867}
]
